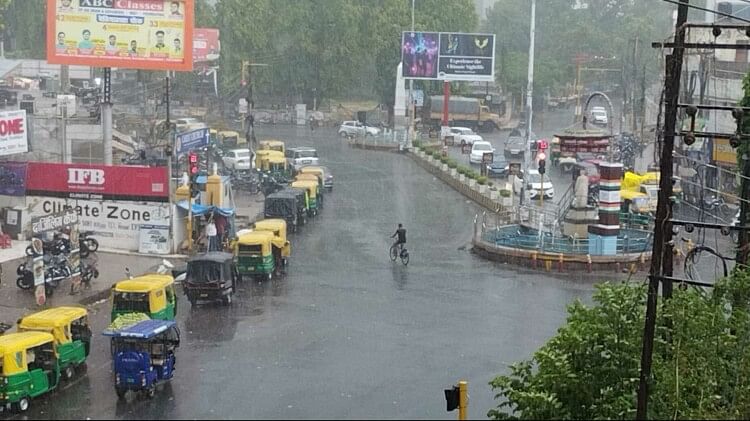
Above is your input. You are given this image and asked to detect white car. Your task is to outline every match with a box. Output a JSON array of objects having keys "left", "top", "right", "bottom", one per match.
[
  {"left": 590, "top": 107, "right": 608, "bottom": 126},
  {"left": 338, "top": 121, "right": 380, "bottom": 137},
  {"left": 222, "top": 149, "right": 253, "bottom": 171},
  {"left": 286, "top": 147, "right": 320, "bottom": 170},
  {"left": 175, "top": 117, "right": 207, "bottom": 133},
  {"left": 525, "top": 169, "right": 554, "bottom": 200},
  {"left": 469, "top": 141, "right": 495, "bottom": 164},
  {"left": 449, "top": 127, "right": 483, "bottom": 146}
]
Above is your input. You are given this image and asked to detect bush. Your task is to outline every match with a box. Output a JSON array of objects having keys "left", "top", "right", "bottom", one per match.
[
  {"left": 457, "top": 166, "right": 467, "bottom": 176},
  {"left": 432, "top": 151, "right": 441, "bottom": 160},
  {"left": 439, "top": 155, "right": 448, "bottom": 164},
  {"left": 467, "top": 170, "right": 479, "bottom": 180},
  {"left": 499, "top": 189, "right": 511, "bottom": 197},
  {"left": 447, "top": 159, "right": 458, "bottom": 169},
  {"left": 412, "top": 140, "right": 422, "bottom": 149},
  {"left": 477, "top": 176, "right": 488, "bottom": 185}
]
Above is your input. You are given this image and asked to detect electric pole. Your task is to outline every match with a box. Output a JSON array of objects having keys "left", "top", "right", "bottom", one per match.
[
  {"left": 636, "top": 1, "right": 689, "bottom": 418},
  {"left": 522, "top": 0, "right": 536, "bottom": 206}
]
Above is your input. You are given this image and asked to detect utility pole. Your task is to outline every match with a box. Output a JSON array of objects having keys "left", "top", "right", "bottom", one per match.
[
  {"left": 636, "top": 1, "right": 689, "bottom": 418},
  {"left": 102, "top": 67, "right": 112, "bottom": 165},
  {"left": 521, "top": 0, "right": 536, "bottom": 205},
  {"left": 632, "top": 37, "right": 639, "bottom": 133},
  {"left": 408, "top": 0, "right": 416, "bottom": 150}
]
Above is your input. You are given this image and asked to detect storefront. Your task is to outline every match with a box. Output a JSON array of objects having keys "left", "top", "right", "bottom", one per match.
[{"left": 23, "top": 163, "right": 171, "bottom": 252}]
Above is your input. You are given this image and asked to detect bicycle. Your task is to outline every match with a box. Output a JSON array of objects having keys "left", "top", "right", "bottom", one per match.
[{"left": 389, "top": 243, "right": 410, "bottom": 266}]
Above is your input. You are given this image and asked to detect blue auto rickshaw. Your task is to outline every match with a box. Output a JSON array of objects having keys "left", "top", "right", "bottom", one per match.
[{"left": 103, "top": 319, "right": 181, "bottom": 399}]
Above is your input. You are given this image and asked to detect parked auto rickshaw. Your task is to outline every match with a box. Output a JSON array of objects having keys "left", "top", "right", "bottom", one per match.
[
  {"left": 209, "top": 129, "right": 218, "bottom": 144},
  {"left": 218, "top": 130, "right": 244, "bottom": 149},
  {"left": 267, "top": 155, "right": 290, "bottom": 179},
  {"left": 0, "top": 332, "right": 60, "bottom": 412},
  {"left": 298, "top": 166, "right": 332, "bottom": 191},
  {"left": 183, "top": 252, "right": 237, "bottom": 306},
  {"left": 259, "top": 139, "right": 285, "bottom": 154},
  {"left": 103, "top": 319, "right": 180, "bottom": 399},
  {"left": 258, "top": 150, "right": 285, "bottom": 172},
  {"left": 17, "top": 307, "right": 91, "bottom": 380},
  {"left": 265, "top": 189, "right": 308, "bottom": 232},
  {"left": 280, "top": 187, "right": 309, "bottom": 223},
  {"left": 111, "top": 275, "right": 177, "bottom": 322},
  {"left": 235, "top": 231, "right": 286, "bottom": 280},
  {"left": 254, "top": 219, "right": 291, "bottom": 265},
  {"left": 295, "top": 173, "right": 323, "bottom": 192},
  {"left": 291, "top": 180, "right": 320, "bottom": 216}
]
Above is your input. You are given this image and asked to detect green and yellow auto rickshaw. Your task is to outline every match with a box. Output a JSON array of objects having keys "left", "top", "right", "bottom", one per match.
[
  {"left": 267, "top": 155, "right": 291, "bottom": 179},
  {"left": 17, "top": 307, "right": 91, "bottom": 381},
  {"left": 291, "top": 180, "right": 320, "bottom": 216},
  {"left": 259, "top": 150, "right": 285, "bottom": 172},
  {"left": 295, "top": 173, "right": 324, "bottom": 195},
  {"left": 259, "top": 139, "right": 285, "bottom": 154},
  {"left": 0, "top": 332, "right": 61, "bottom": 412},
  {"left": 110, "top": 275, "right": 177, "bottom": 322},
  {"left": 219, "top": 130, "right": 244, "bottom": 149},
  {"left": 254, "top": 219, "right": 291, "bottom": 265},
  {"left": 234, "top": 231, "right": 286, "bottom": 280}
]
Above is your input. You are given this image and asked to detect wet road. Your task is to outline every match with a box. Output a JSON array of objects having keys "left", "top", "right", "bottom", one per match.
[{"left": 13, "top": 127, "right": 596, "bottom": 420}]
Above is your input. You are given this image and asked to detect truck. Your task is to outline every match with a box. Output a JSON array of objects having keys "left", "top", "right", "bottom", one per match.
[{"left": 422, "top": 96, "right": 503, "bottom": 133}]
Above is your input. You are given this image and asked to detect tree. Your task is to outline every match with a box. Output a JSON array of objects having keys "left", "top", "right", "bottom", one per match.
[
  {"left": 3, "top": 0, "right": 45, "bottom": 59},
  {"left": 488, "top": 271, "right": 750, "bottom": 420}
]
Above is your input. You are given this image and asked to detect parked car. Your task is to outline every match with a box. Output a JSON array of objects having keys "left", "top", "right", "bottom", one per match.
[
  {"left": 222, "top": 149, "right": 253, "bottom": 171},
  {"left": 486, "top": 157, "right": 509, "bottom": 178},
  {"left": 505, "top": 135, "right": 526, "bottom": 160},
  {"left": 338, "top": 121, "right": 379, "bottom": 137},
  {"left": 525, "top": 169, "right": 555, "bottom": 200},
  {"left": 286, "top": 147, "right": 320, "bottom": 170},
  {"left": 469, "top": 141, "right": 495, "bottom": 164},
  {"left": 449, "top": 127, "right": 483, "bottom": 147},
  {"left": 590, "top": 107, "right": 608, "bottom": 126}
]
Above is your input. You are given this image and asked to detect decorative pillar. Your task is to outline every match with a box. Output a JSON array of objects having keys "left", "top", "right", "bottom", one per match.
[{"left": 589, "top": 162, "right": 623, "bottom": 255}]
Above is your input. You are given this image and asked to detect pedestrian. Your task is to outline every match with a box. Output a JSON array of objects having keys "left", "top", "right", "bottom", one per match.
[
  {"left": 205, "top": 216, "right": 218, "bottom": 252},
  {"left": 215, "top": 214, "right": 227, "bottom": 250}
]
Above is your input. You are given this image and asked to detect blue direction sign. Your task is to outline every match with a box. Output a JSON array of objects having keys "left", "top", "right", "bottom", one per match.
[{"left": 175, "top": 128, "right": 210, "bottom": 156}]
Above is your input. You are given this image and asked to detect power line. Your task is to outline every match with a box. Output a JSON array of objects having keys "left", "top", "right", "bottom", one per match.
[{"left": 661, "top": 0, "right": 750, "bottom": 23}]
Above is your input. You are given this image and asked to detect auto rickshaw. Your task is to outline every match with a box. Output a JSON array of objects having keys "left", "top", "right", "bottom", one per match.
[
  {"left": 259, "top": 139, "right": 285, "bottom": 154},
  {"left": 258, "top": 150, "right": 285, "bottom": 172},
  {"left": 255, "top": 149, "right": 281, "bottom": 170},
  {"left": 110, "top": 275, "right": 177, "bottom": 322},
  {"left": 183, "top": 252, "right": 237, "bottom": 306},
  {"left": 0, "top": 332, "right": 60, "bottom": 412},
  {"left": 103, "top": 319, "right": 180, "bottom": 399},
  {"left": 209, "top": 129, "right": 218, "bottom": 144},
  {"left": 254, "top": 219, "right": 291, "bottom": 265},
  {"left": 295, "top": 173, "right": 323, "bottom": 192},
  {"left": 267, "top": 155, "right": 291, "bottom": 179},
  {"left": 298, "top": 166, "right": 332, "bottom": 191},
  {"left": 291, "top": 180, "right": 320, "bottom": 216},
  {"left": 219, "top": 130, "right": 244, "bottom": 149},
  {"left": 280, "top": 187, "right": 309, "bottom": 223},
  {"left": 235, "top": 231, "right": 286, "bottom": 280},
  {"left": 17, "top": 307, "right": 91, "bottom": 380},
  {"left": 265, "top": 189, "right": 308, "bottom": 232}
]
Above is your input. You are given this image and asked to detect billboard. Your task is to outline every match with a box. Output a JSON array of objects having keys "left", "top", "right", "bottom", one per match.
[
  {"left": 193, "top": 28, "right": 220, "bottom": 63},
  {"left": 402, "top": 31, "right": 495, "bottom": 82},
  {"left": 175, "top": 127, "right": 209, "bottom": 155},
  {"left": 0, "top": 110, "right": 29, "bottom": 156},
  {"left": 46, "top": 0, "right": 194, "bottom": 71},
  {"left": 25, "top": 162, "right": 168, "bottom": 202}
]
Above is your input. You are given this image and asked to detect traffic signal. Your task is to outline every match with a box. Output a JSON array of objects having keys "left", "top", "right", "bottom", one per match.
[
  {"left": 444, "top": 386, "right": 459, "bottom": 412},
  {"left": 538, "top": 158, "right": 546, "bottom": 175},
  {"left": 188, "top": 151, "right": 199, "bottom": 175}
]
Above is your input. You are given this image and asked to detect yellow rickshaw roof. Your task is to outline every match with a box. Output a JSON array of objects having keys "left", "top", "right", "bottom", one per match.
[
  {"left": 115, "top": 274, "right": 174, "bottom": 293},
  {"left": 295, "top": 174, "right": 319, "bottom": 181},
  {"left": 237, "top": 230, "right": 275, "bottom": 244},
  {"left": 292, "top": 180, "right": 318, "bottom": 190},
  {"left": 210, "top": 129, "right": 218, "bottom": 134},
  {"left": 299, "top": 166, "right": 323, "bottom": 174},
  {"left": 219, "top": 131, "right": 240, "bottom": 137},
  {"left": 255, "top": 219, "right": 287, "bottom": 231},
  {"left": 0, "top": 332, "right": 55, "bottom": 355},
  {"left": 260, "top": 140, "right": 285, "bottom": 146},
  {"left": 18, "top": 307, "right": 88, "bottom": 329}
]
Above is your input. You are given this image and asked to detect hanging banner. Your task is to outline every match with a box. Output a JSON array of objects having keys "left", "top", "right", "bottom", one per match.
[
  {"left": 46, "top": 0, "right": 195, "bottom": 71},
  {"left": 0, "top": 110, "right": 29, "bottom": 156},
  {"left": 193, "top": 28, "right": 220, "bottom": 63},
  {"left": 175, "top": 127, "right": 209, "bottom": 155}
]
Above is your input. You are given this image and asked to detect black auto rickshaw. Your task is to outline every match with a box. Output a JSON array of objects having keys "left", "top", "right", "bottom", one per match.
[
  {"left": 279, "top": 187, "right": 309, "bottom": 226},
  {"left": 182, "top": 252, "right": 237, "bottom": 306}
]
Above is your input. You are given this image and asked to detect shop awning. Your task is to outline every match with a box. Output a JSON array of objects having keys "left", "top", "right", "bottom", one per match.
[{"left": 176, "top": 200, "right": 234, "bottom": 217}]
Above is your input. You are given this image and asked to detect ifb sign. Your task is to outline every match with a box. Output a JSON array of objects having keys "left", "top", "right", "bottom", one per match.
[{"left": 175, "top": 128, "right": 210, "bottom": 156}]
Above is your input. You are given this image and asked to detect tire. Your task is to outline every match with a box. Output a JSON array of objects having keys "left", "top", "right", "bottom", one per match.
[
  {"left": 85, "top": 238, "right": 99, "bottom": 252},
  {"left": 25, "top": 246, "right": 33, "bottom": 257},
  {"left": 146, "top": 387, "right": 155, "bottom": 399},
  {"left": 267, "top": 272, "right": 272, "bottom": 281},
  {"left": 16, "top": 277, "right": 32, "bottom": 290},
  {"left": 64, "top": 366, "right": 75, "bottom": 380},
  {"left": 224, "top": 294, "right": 232, "bottom": 305},
  {"left": 401, "top": 252, "right": 410, "bottom": 266},
  {"left": 339, "top": 131, "right": 347, "bottom": 138},
  {"left": 13, "top": 397, "right": 29, "bottom": 413},
  {"left": 116, "top": 388, "right": 127, "bottom": 399},
  {"left": 79, "top": 244, "right": 90, "bottom": 259},
  {"left": 389, "top": 245, "right": 398, "bottom": 262}
]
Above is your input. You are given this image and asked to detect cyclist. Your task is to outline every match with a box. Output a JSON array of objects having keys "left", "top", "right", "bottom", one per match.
[{"left": 391, "top": 223, "right": 407, "bottom": 255}]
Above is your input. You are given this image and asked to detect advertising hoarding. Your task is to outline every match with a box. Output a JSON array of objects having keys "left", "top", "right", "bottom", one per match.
[
  {"left": 401, "top": 31, "right": 496, "bottom": 82},
  {"left": 25, "top": 162, "right": 168, "bottom": 202},
  {"left": 193, "top": 28, "right": 220, "bottom": 63},
  {"left": 175, "top": 127, "right": 209, "bottom": 155},
  {"left": 0, "top": 110, "right": 29, "bottom": 156},
  {"left": 46, "top": 0, "right": 194, "bottom": 71}
]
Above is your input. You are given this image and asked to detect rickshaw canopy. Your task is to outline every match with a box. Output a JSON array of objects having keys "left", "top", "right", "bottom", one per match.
[
  {"left": 0, "top": 332, "right": 56, "bottom": 376},
  {"left": 254, "top": 219, "right": 287, "bottom": 239},
  {"left": 102, "top": 319, "right": 177, "bottom": 339},
  {"left": 114, "top": 275, "right": 174, "bottom": 293},
  {"left": 259, "top": 140, "right": 285, "bottom": 152},
  {"left": 18, "top": 307, "right": 87, "bottom": 330},
  {"left": 291, "top": 180, "right": 318, "bottom": 197}
]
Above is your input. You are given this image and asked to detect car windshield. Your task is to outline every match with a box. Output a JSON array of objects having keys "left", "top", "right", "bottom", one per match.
[
  {"left": 592, "top": 111, "right": 606, "bottom": 117},
  {"left": 474, "top": 144, "right": 492, "bottom": 151},
  {"left": 188, "top": 261, "right": 223, "bottom": 283},
  {"left": 235, "top": 151, "right": 250, "bottom": 158},
  {"left": 528, "top": 173, "right": 551, "bottom": 184},
  {"left": 113, "top": 292, "right": 150, "bottom": 313}
]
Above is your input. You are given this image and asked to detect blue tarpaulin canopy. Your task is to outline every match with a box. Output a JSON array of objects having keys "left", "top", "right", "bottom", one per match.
[
  {"left": 195, "top": 175, "right": 232, "bottom": 184},
  {"left": 176, "top": 200, "right": 235, "bottom": 217}
]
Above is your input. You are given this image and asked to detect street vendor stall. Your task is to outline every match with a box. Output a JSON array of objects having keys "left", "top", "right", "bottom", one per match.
[{"left": 176, "top": 201, "right": 236, "bottom": 253}]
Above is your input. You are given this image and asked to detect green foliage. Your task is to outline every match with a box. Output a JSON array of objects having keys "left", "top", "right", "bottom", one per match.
[
  {"left": 3, "top": 0, "right": 45, "bottom": 59},
  {"left": 412, "top": 139, "right": 422, "bottom": 149},
  {"left": 499, "top": 189, "right": 511, "bottom": 197},
  {"left": 447, "top": 159, "right": 458, "bottom": 169},
  {"left": 477, "top": 176, "right": 488, "bottom": 185},
  {"left": 457, "top": 166, "right": 468, "bottom": 176},
  {"left": 431, "top": 151, "right": 442, "bottom": 160},
  {"left": 489, "top": 272, "right": 750, "bottom": 420}
]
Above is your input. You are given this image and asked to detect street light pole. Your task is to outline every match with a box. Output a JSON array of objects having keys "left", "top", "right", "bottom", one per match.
[
  {"left": 408, "top": 0, "right": 415, "bottom": 150},
  {"left": 521, "top": 0, "right": 536, "bottom": 205}
]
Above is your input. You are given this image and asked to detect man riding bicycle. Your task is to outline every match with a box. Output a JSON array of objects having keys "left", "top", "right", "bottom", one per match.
[{"left": 391, "top": 224, "right": 407, "bottom": 254}]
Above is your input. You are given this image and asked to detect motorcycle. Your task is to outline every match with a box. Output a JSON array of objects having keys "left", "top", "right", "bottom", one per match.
[
  {"left": 16, "top": 255, "right": 73, "bottom": 296},
  {"left": 703, "top": 194, "right": 734, "bottom": 219},
  {"left": 25, "top": 233, "right": 99, "bottom": 258},
  {"left": 79, "top": 231, "right": 99, "bottom": 255}
]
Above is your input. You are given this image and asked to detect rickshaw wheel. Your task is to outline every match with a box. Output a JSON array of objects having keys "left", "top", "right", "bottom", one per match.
[
  {"left": 115, "top": 388, "right": 127, "bottom": 400},
  {"left": 224, "top": 294, "right": 232, "bottom": 305},
  {"left": 267, "top": 273, "right": 272, "bottom": 281},
  {"left": 145, "top": 387, "right": 156, "bottom": 399},
  {"left": 64, "top": 366, "right": 75, "bottom": 380},
  {"left": 14, "top": 397, "right": 29, "bottom": 413}
]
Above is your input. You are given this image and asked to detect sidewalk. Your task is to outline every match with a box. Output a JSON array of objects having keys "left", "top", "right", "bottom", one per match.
[{"left": 0, "top": 241, "right": 29, "bottom": 264}]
